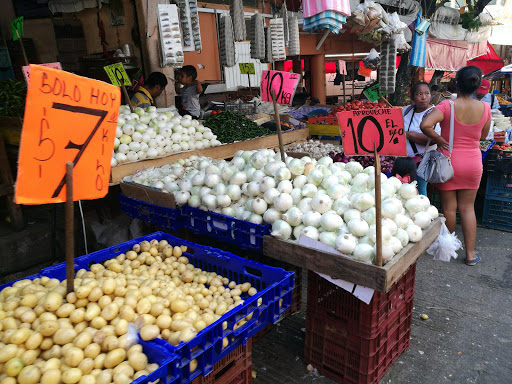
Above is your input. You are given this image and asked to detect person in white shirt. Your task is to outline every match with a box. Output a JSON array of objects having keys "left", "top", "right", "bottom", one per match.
[
  {"left": 472, "top": 79, "right": 499, "bottom": 110},
  {"left": 402, "top": 82, "right": 441, "bottom": 196}
]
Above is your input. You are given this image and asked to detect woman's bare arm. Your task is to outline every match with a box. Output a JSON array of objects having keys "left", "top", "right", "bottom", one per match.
[{"left": 420, "top": 109, "right": 448, "bottom": 150}]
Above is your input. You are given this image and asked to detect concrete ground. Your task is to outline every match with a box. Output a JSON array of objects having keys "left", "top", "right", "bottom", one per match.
[{"left": 252, "top": 225, "right": 512, "bottom": 384}]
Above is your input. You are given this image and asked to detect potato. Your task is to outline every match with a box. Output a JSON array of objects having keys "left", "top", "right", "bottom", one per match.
[
  {"left": 0, "top": 344, "right": 18, "bottom": 363},
  {"left": 84, "top": 343, "right": 101, "bottom": 360},
  {"left": 96, "top": 370, "right": 112, "bottom": 384},
  {"left": 40, "top": 368, "right": 61, "bottom": 384},
  {"left": 20, "top": 310, "right": 36, "bottom": 324},
  {"left": 84, "top": 304, "right": 101, "bottom": 322},
  {"left": 113, "top": 362, "right": 134, "bottom": 377},
  {"left": 43, "top": 293, "right": 63, "bottom": 313},
  {"left": 20, "top": 349, "right": 39, "bottom": 365},
  {"left": 140, "top": 325, "right": 159, "bottom": 341},
  {"left": 10, "top": 328, "right": 30, "bottom": 345},
  {"left": 189, "top": 359, "right": 198, "bottom": 372},
  {"left": 69, "top": 309, "right": 85, "bottom": 324},
  {"left": 101, "top": 278, "right": 116, "bottom": 295},
  {"left": 53, "top": 328, "right": 77, "bottom": 345},
  {"left": 136, "top": 298, "right": 151, "bottom": 315},
  {"left": 90, "top": 317, "right": 107, "bottom": 330},
  {"left": 78, "top": 374, "right": 96, "bottom": 384},
  {"left": 93, "top": 353, "right": 106, "bottom": 369},
  {"left": 62, "top": 368, "right": 82, "bottom": 383},
  {"left": 248, "top": 287, "right": 257, "bottom": 296},
  {"left": 114, "top": 319, "right": 128, "bottom": 336},
  {"left": 65, "top": 347, "right": 84, "bottom": 367},
  {"left": 156, "top": 314, "right": 172, "bottom": 330},
  {"left": 113, "top": 373, "right": 130, "bottom": 384},
  {"left": 4, "top": 357, "right": 24, "bottom": 377},
  {"left": 39, "top": 320, "right": 59, "bottom": 336},
  {"left": 170, "top": 300, "right": 188, "bottom": 313},
  {"left": 78, "top": 358, "right": 94, "bottom": 375},
  {"left": 119, "top": 305, "right": 135, "bottom": 322},
  {"left": 101, "top": 335, "right": 118, "bottom": 352},
  {"left": 104, "top": 348, "right": 126, "bottom": 369},
  {"left": 101, "top": 303, "right": 119, "bottom": 321},
  {"left": 17, "top": 365, "right": 41, "bottom": 384},
  {"left": 87, "top": 287, "right": 103, "bottom": 302},
  {"left": 178, "top": 327, "right": 197, "bottom": 343},
  {"left": 40, "top": 357, "right": 61, "bottom": 373},
  {"left": 25, "top": 331, "right": 43, "bottom": 350}
]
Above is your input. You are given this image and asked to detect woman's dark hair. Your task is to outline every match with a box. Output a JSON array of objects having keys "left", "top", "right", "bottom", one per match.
[
  {"left": 145, "top": 72, "right": 168, "bottom": 88},
  {"left": 391, "top": 157, "right": 417, "bottom": 181},
  {"left": 410, "top": 81, "right": 430, "bottom": 99},
  {"left": 431, "top": 85, "right": 439, "bottom": 92},
  {"left": 456, "top": 66, "right": 482, "bottom": 96}
]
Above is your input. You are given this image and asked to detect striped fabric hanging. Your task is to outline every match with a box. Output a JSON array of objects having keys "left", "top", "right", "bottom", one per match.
[{"left": 409, "top": 12, "right": 429, "bottom": 68}]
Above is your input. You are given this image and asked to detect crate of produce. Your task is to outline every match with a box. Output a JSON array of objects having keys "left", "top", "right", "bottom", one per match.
[
  {"left": 0, "top": 275, "right": 180, "bottom": 384},
  {"left": 191, "top": 339, "right": 252, "bottom": 384},
  {"left": 307, "top": 116, "right": 338, "bottom": 125},
  {"left": 41, "top": 232, "right": 293, "bottom": 383},
  {"left": 304, "top": 303, "right": 412, "bottom": 384},
  {"left": 181, "top": 206, "right": 271, "bottom": 252},
  {"left": 119, "top": 193, "right": 183, "bottom": 232},
  {"left": 482, "top": 196, "right": 512, "bottom": 232},
  {"left": 480, "top": 140, "right": 495, "bottom": 163},
  {"left": 306, "top": 264, "right": 416, "bottom": 339}
]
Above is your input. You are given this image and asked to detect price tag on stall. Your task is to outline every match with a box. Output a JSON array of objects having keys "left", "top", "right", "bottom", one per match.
[
  {"left": 11, "top": 17, "right": 23, "bottom": 41},
  {"left": 358, "top": 64, "right": 372, "bottom": 78},
  {"left": 16, "top": 65, "right": 121, "bottom": 204},
  {"left": 104, "top": 62, "right": 131, "bottom": 87},
  {"left": 337, "top": 108, "right": 406, "bottom": 156},
  {"left": 260, "top": 70, "right": 300, "bottom": 105},
  {"left": 239, "top": 63, "right": 255, "bottom": 75},
  {"left": 363, "top": 83, "right": 384, "bottom": 102},
  {"left": 22, "top": 62, "right": 62, "bottom": 85}
]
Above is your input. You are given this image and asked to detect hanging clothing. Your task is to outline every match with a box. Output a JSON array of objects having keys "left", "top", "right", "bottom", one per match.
[
  {"left": 303, "top": 11, "right": 347, "bottom": 33},
  {"left": 302, "top": 0, "right": 351, "bottom": 18}
]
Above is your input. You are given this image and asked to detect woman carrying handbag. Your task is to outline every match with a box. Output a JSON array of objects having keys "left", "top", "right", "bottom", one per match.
[{"left": 420, "top": 66, "right": 491, "bottom": 266}]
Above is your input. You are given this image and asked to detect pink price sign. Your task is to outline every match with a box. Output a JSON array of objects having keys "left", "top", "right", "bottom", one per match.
[
  {"left": 23, "top": 62, "right": 62, "bottom": 85},
  {"left": 260, "top": 70, "right": 300, "bottom": 105}
]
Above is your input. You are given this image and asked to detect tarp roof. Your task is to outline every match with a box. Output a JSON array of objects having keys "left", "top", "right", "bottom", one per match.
[{"left": 467, "top": 43, "right": 504, "bottom": 76}]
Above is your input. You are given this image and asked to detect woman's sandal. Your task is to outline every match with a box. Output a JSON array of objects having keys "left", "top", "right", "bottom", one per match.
[{"left": 465, "top": 254, "right": 481, "bottom": 266}]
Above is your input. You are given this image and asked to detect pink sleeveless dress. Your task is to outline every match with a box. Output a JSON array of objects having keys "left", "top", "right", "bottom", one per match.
[{"left": 434, "top": 100, "right": 491, "bottom": 191}]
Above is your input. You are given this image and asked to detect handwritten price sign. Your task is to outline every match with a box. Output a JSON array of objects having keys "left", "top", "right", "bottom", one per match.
[
  {"left": 261, "top": 70, "right": 300, "bottom": 105},
  {"left": 104, "top": 63, "right": 131, "bottom": 87},
  {"left": 337, "top": 108, "right": 406, "bottom": 156},
  {"left": 23, "top": 63, "right": 62, "bottom": 85},
  {"left": 16, "top": 65, "right": 121, "bottom": 204}
]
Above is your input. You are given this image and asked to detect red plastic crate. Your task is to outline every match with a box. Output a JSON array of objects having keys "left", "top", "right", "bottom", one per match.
[
  {"left": 191, "top": 339, "right": 252, "bottom": 384},
  {"left": 307, "top": 264, "right": 416, "bottom": 338},
  {"left": 308, "top": 116, "right": 338, "bottom": 125},
  {"left": 304, "top": 313, "right": 411, "bottom": 384}
]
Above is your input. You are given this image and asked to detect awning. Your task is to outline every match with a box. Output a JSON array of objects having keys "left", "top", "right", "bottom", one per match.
[
  {"left": 425, "top": 38, "right": 489, "bottom": 72},
  {"left": 467, "top": 43, "right": 504, "bottom": 76}
]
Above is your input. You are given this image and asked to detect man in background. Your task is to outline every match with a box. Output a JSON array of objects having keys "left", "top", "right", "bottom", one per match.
[
  {"left": 131, "top": 72, "right": 168, "bottom": 108},
  {"left": 472, "top": 79, "right": 499, "bottom": 110}
]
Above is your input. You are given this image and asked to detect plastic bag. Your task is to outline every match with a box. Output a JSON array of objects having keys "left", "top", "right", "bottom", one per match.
[
  {"left": 363, "top": 48, "right": 380, "bottom": 69},
  {"left": 426, "top": 218, "right": 462, "bottom": 262}
]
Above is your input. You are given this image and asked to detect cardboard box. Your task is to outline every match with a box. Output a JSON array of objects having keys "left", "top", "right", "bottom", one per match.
[{"left": 120, "top": 182, "right": 176, "bottom": 209}]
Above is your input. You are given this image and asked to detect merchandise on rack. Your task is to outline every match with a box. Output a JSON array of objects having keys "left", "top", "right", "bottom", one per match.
[{"left": 11, "top": 232, "right": 293, "bottom": 383}]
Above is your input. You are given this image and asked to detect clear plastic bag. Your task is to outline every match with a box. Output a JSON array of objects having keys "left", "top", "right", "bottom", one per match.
[
  {"left": 426, "top": 218, "right": 462, "bottom": 262},
  {"left": 363, "top": 48, "right": 380, "bottom": 69}
]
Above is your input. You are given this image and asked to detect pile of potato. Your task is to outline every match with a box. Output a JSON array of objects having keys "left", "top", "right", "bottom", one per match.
[{"left": 0, "top": 239, "right": 258, "bottom": 384}]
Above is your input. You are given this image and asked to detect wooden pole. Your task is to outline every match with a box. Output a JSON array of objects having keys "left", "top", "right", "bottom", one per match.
[
  {"left": 379, "top": 96, "right": 393, "bottom": 108},
  {"left": 271, "top": 90, "right": 286, "bottom": 163},
  {"left": 65, "top": 162, "right": 75, "bottom": 294},
  {"left": 121, "top": 84, "right": 134, "bottom": 113},
  {"left": 247, "top": 73, "right": 252, "bottom": 96},
  {"left": 16, "top": 30, "right": 29, "bottom": 67},
  {"left": 374, "top": 144, "right": 382, "bottom": 267}
]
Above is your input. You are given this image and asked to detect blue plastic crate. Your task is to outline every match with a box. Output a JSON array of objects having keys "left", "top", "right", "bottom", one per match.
[
  {"left": 181, "top": 206, "right": 271, "bottom": 252},
  {"left": 119, "top": 194, "right": 183, "bottom": 232},
  {"left": 485, "top": 171, "right": 512, "bottom": 199},
  {"left": 41, "top": 231, "right": 293, "bottom": 384},
  {"left": 482, "top": 196, "right": 512, "bottom": 232}
]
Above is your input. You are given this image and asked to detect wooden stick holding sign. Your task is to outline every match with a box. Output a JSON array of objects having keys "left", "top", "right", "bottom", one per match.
[
  {"left": 104, "top": 63, "right": 133, "bottom": 112},
  {"left": 271, "top": 90, "right": 286, "bottom": 162},
  {"left": 374, "top": 144, "right": 382, "bottom": 267},
  {"left": 65, "top": 162, "right": 74, "bottom": 293},
  {"left": 16, "top": 30, "right": 29, "bottom": 67}
]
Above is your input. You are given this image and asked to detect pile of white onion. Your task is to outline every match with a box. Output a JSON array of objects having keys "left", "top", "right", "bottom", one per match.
[
  {"left": 286, "top": 140, "right": 341, "bottom": 160},
  {"left": 124, "top": 150, "right": 439, "bottom": 265},
  {"left": 112, "top": 106, "right": 222, "bottom": 167}
]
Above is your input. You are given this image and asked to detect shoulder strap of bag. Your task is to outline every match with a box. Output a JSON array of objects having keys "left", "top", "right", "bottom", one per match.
[
  {"left": 423, "top": 102, "right": 453, "bottom": 155},
  {"left": 406, "top": 109, "right": 421, "bottom": 157}
]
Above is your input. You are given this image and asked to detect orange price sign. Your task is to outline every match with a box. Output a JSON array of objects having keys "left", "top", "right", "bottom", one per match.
[
  {"left": 337, "top": 108, "right": 406, "bottom": 157},
  {"left": 16, "top": 65, "right": 121, "bottom": 204}
]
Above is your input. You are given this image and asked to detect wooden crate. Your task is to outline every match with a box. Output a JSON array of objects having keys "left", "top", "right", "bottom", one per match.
[
  {"left": 263, "top": 219, "right": 441, "bottom": 293},
  {"left": 110, "top": 128, "right": 310, "bottom": 185}
]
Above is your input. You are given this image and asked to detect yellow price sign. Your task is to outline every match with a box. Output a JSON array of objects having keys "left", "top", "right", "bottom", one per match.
[
  {"left": 104, "top": 63, "right": 131, "bottom": 87},
  {"left": 239, "top": 63, "right": 255, "bottom": 75}
]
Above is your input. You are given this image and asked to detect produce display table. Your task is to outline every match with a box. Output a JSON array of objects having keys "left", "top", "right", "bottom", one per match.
[
  {"left": 110, "top": 128, "right": 309, "bottom": 185},
  {"left": 263, "top": 218, "right": 442, "bottom": 293}
]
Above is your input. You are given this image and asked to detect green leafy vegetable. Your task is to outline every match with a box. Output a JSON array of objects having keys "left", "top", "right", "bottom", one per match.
[{"left": 204, "top": 111, "right": 272, "bottom": 143}]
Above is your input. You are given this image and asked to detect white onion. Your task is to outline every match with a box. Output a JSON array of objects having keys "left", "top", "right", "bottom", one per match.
[
  {"left": 302, "top": 226, "right": 320, "bottom": 241},
  {"left": 311, "top": 194, "right": 332, "bottom": 214},
  {"left": 321, "top": 212, "right": 344, "bottom": 231},
  {"left": 263, "top": 208, "right": 281, "bottom": 224},
  {"left": 271, "top": 220, "right": 292, "bottom": 240},
  {"left": 263, "top": 188, "right": 280, "bottom": 205},
  {"left": 274, "top": 193, "right": 293, "bottom": 212},
  {"left": 406, "top": 224, "right": 423, "bottom": 242},
  {"left": 335, "top": 234, "right": 358, "bottom": 255},
  {"left": 353, "top": 244, "right": 375, "bottom": 263},
  {"left": 252, "top": 198, "right": 268, "bottom": 215}
]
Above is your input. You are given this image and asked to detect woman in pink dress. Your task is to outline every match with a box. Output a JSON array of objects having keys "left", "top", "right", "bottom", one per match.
[{"left": 420, "top": 66, "right": 491, "bottom": 266}]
